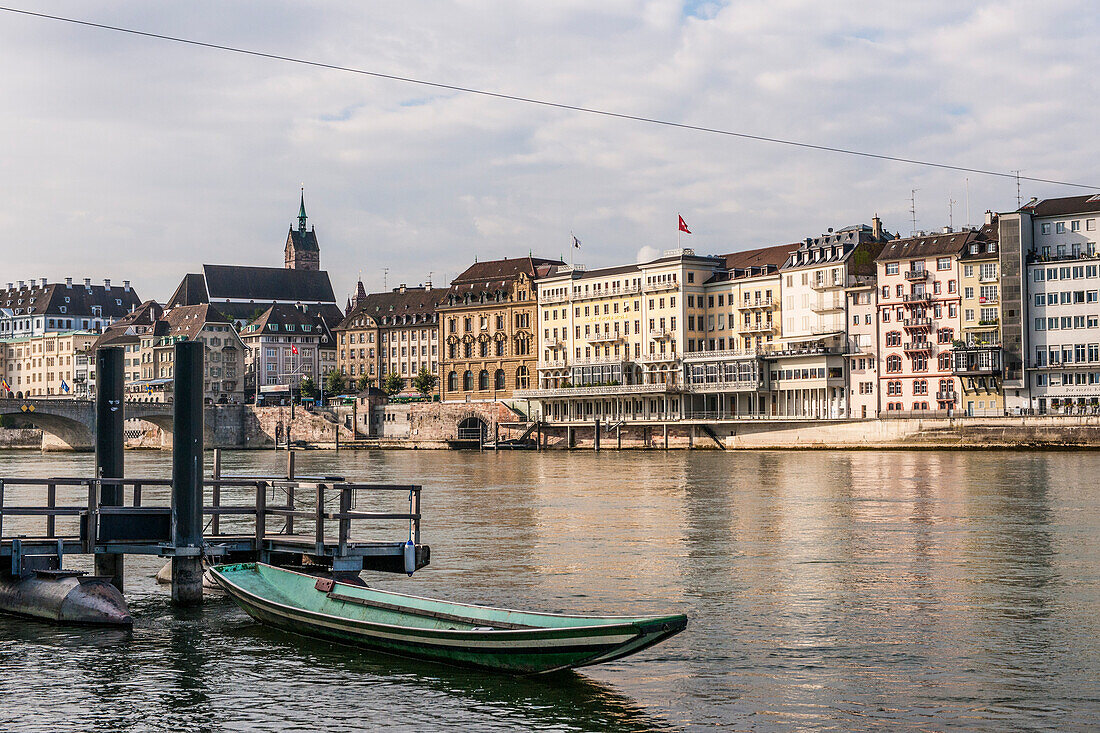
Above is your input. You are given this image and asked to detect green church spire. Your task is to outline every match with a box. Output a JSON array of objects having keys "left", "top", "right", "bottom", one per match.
[{"left": 298, "top": 186, "right": 307, "bottom": 232}]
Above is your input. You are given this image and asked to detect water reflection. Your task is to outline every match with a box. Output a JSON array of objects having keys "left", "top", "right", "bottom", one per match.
[{"left": 1, "top": 449, "right": 1098, "bottom": 730}]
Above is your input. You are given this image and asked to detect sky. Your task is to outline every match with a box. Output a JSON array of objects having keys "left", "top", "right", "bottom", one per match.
[{"left": 0, "top": 1, "right": 1096, "bottom": 306}]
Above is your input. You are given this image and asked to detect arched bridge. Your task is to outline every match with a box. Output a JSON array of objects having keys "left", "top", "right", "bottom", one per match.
[{"left": 0, "top": 398, "right": 178, "bottom": 450}]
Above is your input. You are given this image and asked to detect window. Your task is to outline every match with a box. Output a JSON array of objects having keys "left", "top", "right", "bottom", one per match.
[
  {"left": 886, "top": 263, "right": 899, "bottom": 276},
  {"left": 494, "top": 369, "right": 505, "bottom": 390},
  {"left": 1041, "top": 223, "right": 1051, "bottom": 235},
  {"left": 1073, "top": 220, "right": 1081, "bottom": 232},
  {"left": 462, "top": 370, "right": 473, "bottom": 391},
  {"left": 478, "top": 370, "right": 489, "bottom": 390},
  {"left": 1056, "top": 222, "right": 1066, "bottom": 234},
  {"left": 886, "top": 355, "right": 902, "bottom": 373},
  {"left": 937, "top": 257, "right": 950, "bottom": 270}
]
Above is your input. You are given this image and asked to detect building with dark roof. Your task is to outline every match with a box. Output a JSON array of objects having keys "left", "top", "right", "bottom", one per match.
[
  {"left": 129, "top": 304, "right": 245, "bottom": 404},
  {"left": 999, "top": 194, "right": 1100, "bottom": 413},
  {"left": 285, "top": 190, "right": 320, "bottom": 271},
  {"left": 240, "top": 303, "right": 330, "bottom": 398},
  {"left": 336, "top": 282, "right": 446, "bottom": 396},
  {"left": 0, "top": 277, "right": 142, "bottom": 341},
  {"left": 440, "top": 256, "right": 563, "bottom": 405}
]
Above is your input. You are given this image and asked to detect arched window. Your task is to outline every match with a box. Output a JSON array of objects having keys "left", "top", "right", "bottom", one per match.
[
  {"left": 462, "top": 370, "right": 473, "bottom": 391},
  {"left": 515, "top": 365, "right": 529, "bottom": 389},
  {"left": 494, "top": 369, "right": 506, "bottom": 390},
  {"left": 447, "top": 371, "right": 457, "bottom": 392},
  {"left": 478, "top": 370, "right": 489, "bottom": 390},
  {"left": 886, "top": 355, "right": 902, "bottom": 373}
]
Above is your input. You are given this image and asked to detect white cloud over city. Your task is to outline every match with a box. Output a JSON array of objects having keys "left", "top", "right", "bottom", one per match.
[{"left": 0, "top": 0, "right": 1095, "bottom": 304}]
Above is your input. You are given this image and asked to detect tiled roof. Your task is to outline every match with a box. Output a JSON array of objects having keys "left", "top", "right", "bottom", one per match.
[
  {"left": 0, "top": 281, "right": 141, "bottom": 318},
  {"left": 92, "top": 300, "right": 164, "bottom": 350},
  {"left": 875, "top": 230, "right": 975, "bottom": 262},
  {"left": 720, "top": 243, "right": 795, "bottom": 272},
  {"left": 243, "top": 303, "right": 319, "bottom": 336},
  {"left": 338, "top": 287, "right": 446, "bottom": 330},
  {"left": 287, "top": 227, "right": 320, "bottom": 253},
  {"left": 203, "top": 264, "right": 336, "bottom": 303},
  {"left": 1021, "top": 194, "right": 1100, "bottom": 218},
  {"left": 161, "top": 304, "right": 232, "bottom": 341},
  {"left": 166, "top": 273, "right": 208, "bottom": 308}
]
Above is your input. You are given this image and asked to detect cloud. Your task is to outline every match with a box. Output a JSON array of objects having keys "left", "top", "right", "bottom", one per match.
[{"left": 0, "top": 0, "right": 1096, "bottom": 305}]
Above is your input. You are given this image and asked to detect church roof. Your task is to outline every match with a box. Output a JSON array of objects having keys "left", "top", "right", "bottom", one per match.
[{"left": 287, "top": 228, "right": 320, "bottom": 253}]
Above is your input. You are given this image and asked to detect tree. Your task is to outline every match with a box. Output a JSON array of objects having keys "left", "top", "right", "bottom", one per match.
[
  {"left": 413, "top": 367, "right": 437, "bottom": 397},
  {"left": 298, "top": 375, "right": 317, "bottom": 400},
  {"left": 383, "top": 372, "right": 404, "bottom": 396},
  {"left": 356, "top": 374, "right": 371, "bottom": 393},
  {"left": 324, "top": 370, "right": 347, "bottom": 396}
]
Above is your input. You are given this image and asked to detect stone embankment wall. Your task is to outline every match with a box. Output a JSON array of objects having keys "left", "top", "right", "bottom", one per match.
[
  {"left": 0, "top": 428, "right": 43, "bottom": 449},
  {"left": 542, "top": 416, "right": 1100, "bottom": 450}
]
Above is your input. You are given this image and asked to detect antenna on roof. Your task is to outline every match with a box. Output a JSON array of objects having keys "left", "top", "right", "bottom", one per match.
[
  {"left": 1014, "top": 170, "right": 1023, "bottom": 208},
  {"left": 948, "top": 197, "right": 956, "bottom": 230},
  {"left": 965, "top": 177, "right": 971, "bottom": 229},
  {"left": 909, "top": 189, "right": 919, "bottom": 236},
  {"left": 383, "top": 267, "right": 389, "bottom": 291}
]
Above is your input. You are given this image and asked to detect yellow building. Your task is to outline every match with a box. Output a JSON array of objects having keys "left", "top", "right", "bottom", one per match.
[
  {"left": 955, "top": 217, "right": 1003, "bottom": 415},
  {"left": 1, "top": 330, "right": 99, "bottom": 398}
]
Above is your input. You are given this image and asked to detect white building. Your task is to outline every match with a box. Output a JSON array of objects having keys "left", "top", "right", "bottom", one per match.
[{"left": 999, "top": 194, "right": 1100, "bottom": 413}]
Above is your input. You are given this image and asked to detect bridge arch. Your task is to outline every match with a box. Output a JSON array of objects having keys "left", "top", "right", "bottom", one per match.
[{"left": 0, "top": 408, "right": 94, "bottom": 451}]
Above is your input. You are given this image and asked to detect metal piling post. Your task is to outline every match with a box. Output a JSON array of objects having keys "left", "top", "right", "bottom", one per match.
[
  {"left": 94, "top": 346, "right": 125, "bottom": 591},
  {"left": 171, "top": 341, "right": 204, "bottom": 606}
]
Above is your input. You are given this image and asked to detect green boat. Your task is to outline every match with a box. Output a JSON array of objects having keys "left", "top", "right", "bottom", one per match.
[{"left": 209, "top": 563, "right": 687, "bottom": 675}]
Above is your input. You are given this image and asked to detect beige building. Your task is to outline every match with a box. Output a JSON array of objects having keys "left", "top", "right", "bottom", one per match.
[
  {"left": 336, "top": 282, "right": 445, "bottom": 395},
  {"left": 682, "top": 244, "right": 790, "bottom": 418},
  {"left": 1, "top": 330, "right": 99, "bottom": 398},
  {"left": 129, "top": 304, "right": 245, "bottom": 404},
  {"left": 845, "top": 281, "right": 879, "bottom": 418},
  {"left": 955, "top": 216, "right": 1003, "bottom": 415},
  {"left": 520, "top": 248, "right": 724, "bottom": 423}
]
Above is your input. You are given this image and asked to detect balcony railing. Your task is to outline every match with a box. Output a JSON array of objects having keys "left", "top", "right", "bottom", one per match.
[
  {"left": 539, "top": 292, "right": 570, "bottom": 304},
  {"left": 905, "top": 269, "right": 929, "bottom": 281},
  {"left": 636, "top": 352, "right": 680, "bottom": 363},
  {"left": 978, "top": 318, "right": 999, "bottom": 326},
  {"left": 903, "top": 341, "right": 932, "bottom": 352},
  {"left": 650, "top": 328, "right": 674, "bottom": 340},
  {"left": 683, "top": 348, "right": 771, "bottom": 361},
  {"left": 936, "top": 391, "right": 957, "bottom": 401},
  {"left": 903, "top": 317, "right": 932, "bottom": 330},
  {"left": 686, "top": 379, "right": 764, "bottom": 393},
  {"left": 537, "top": 359, "right": 568, "bottom": 370},
  {"left": 811, "top": 298, "right": 844, "bottom": 313},
  {"left": 903, "top": 293, "right": 931, "bottom": 303},
  {"left": 587, "top": 332, "right": 623, "bottom": 343},
  {"left": 643, "top": 281, "right": 678, "bottom": 293},
  {"left": 737, "top": 297, "right": 774, "bottom": 309},
  {"left": 514, "top": 382, "right": 679, "bottom": 399},
  {"left": 739, "top": 321, "right": 776, "bottom": 334},
  {"left": 810, "top": 280, "right": 844, "bottom": 291}
]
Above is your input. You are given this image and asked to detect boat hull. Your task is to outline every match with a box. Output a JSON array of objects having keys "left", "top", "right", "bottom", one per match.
[{"left": 211, "top": 563, "right": 685, "bottom": 675}]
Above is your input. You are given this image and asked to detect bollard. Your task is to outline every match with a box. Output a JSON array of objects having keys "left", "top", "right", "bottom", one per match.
[
  {"left": 594, "top": 418, "right": 600, "bottom": 452},
  {"left": 94, "top": 347, "right": 125, "bottom": 591},
  {"left": 171, "top": 341, "right": 204, "bottom": 606}
]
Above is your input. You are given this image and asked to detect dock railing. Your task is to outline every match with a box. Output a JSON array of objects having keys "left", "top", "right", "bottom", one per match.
[{"left": 0, "top": 475, "right": 423, "bottom": 571}]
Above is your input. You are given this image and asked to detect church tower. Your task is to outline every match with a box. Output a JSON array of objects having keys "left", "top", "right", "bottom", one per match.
[{"left": 285, "top": 188, "right": 320, "bottom": 271}]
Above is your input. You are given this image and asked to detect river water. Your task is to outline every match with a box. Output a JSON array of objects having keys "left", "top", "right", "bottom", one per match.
[{"left": 0, "top": 448, "right": 1097, "bottom": 731}]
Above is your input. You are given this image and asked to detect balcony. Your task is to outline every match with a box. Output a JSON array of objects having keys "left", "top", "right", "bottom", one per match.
[
  {"left": 978, "top": 274, "right": 998, "bottom": 283},
  {"left": 810, "top": 279, "right": 844, "bottom": 291},
  {"left": 739, "top": 321, "right": 776, "bottom": 334},
  {"left": 904, "top": 269, "right": 929, "bottom": 281},
  {"left": 903, "top": 317, "right": 932, "bottom": 330},
  {"left": 903, "top": 341, "right": 932, "bottom": 353},
  {"left": 978, "top": 318, "right": 999, "bottom": 326},
  {"left": 902, "top": 292, "right": 931, "bottom": 304},
  {"left": 643, "top": 281, "right": 678, "bottom": 294},
  {"left": 952, "top": 345, "right": 1002, "bottom": 375},
  {"left": 810, "top": 298, "right": 844, "bottom": 313},
  {"left": 636, "top": 352, "right": 679, "bottom": 363},
  {"left": 686, "top": 378, "right": 764, "bottom": 393},
  {"left": 650, "top": 328, "right": 674, "bottom": 340},
  {"left": 537, "top": 359, "right": 568, "bottom": 370},
  {"left": 539, "top": 292, "right": 570, "bottom": 304},
  {"left": 683, "top": 348, "right": 771, "bottom": 361},
  {"left": 514, "top": 382, "right": 679, "bottom": 399},
  {"left": 571, "top": 355, "right": 630, "bottom": 367},
  {"left": 737, "top": 297, "right": 774, "bottom": 310},
  {"left": 587, "top": 331, "right": 623, "bottom": 344},
  {"left": 936, "top": 390, "right": 957, "bottom": 402}
]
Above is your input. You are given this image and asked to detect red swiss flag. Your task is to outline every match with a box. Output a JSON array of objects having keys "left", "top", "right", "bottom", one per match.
[
  {"left": 291, "top": 345, "right": 299, "bottom": 355},
  {"left": 678, "top": 215, "right": 691, "bottom": 234}
]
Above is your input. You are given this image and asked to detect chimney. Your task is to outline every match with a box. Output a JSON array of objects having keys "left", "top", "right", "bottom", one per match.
[
  {"left": 17, "top": 281, "right": 24, "bottom": 289},
  {"left": 65, "top": 277, "right": 72, "bottom": 288},
  {"left": 984, "top": 210, "right": 994, "bottom": 226},
  {"left": 84, "top": 277, "right": 91, "bottom": 289},
  {"left": 123, "top": 280, "right": 130, "bottom": 292},
  {"left": 104, "top": 278, "right": 111, "bottom": 290},
  {"left": 872, "top": 215, "right": 883, "bottom": 240},
  {"left": 5, "top": 283, "right": 11, "bottom": 290},
  {"left": 40, "top": 277, "right": 47, "bottom": 288},
  {"left": 398, "top": 283, "right": 407, "bottom": 293},
  {"left": 942, "top": 226, "right": 952, "bottom": 234}
]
